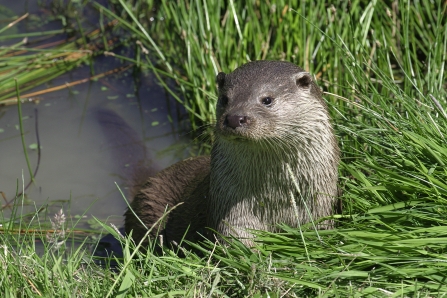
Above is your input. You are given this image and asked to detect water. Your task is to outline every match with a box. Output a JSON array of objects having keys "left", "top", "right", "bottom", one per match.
[{"left": 0, "top": 1, "right": 194, "bottom": 231}]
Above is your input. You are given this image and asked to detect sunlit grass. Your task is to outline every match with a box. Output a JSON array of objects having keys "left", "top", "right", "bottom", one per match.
[
  {"left": 102, "top": 0, "right": 447, "bottom": 295},
  {"left": 1, "top": 0, "right": 446, "bottom": 296}
]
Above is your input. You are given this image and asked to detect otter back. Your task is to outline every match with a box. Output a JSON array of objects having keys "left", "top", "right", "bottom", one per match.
[{"left": 125, "top": 156, "right": 210, "bottom": 248}]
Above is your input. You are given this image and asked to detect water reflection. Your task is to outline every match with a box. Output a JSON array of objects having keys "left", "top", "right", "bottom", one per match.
[{"left": 0, "top": 1, "right": 193, "bottom": 231}]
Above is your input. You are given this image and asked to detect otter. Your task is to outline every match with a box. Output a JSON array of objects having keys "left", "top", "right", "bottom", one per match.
[{"left": 124, "top": 60, "right": 339, "bottom": 248}]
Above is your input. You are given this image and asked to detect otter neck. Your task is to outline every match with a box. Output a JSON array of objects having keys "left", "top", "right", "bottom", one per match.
[{"left": 207, "top": 129, "right": 337, "bottom": 239}]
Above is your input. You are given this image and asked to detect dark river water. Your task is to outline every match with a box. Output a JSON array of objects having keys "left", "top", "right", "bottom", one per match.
[{"left": 0, "top": 1, "right": 195, "bottom": 233}]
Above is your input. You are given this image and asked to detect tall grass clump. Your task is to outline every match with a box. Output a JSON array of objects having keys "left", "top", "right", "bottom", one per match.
[
  {"left": 105, "top": 0, "right": 349, "bottom": 130},
  {"left": 93, "top": 0, "right": 447, "bottom": 295}
]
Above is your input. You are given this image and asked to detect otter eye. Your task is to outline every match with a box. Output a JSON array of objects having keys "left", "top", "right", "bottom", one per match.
[
  {"left": 261, "top": 97, "right": 273, "bottom": 106},
  {"left": 219, "top": 95, "right": 229, "bottom": 106}
]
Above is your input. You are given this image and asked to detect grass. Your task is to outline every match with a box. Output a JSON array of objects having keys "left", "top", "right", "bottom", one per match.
[
  {"left": 1, "top": 0, "right": 447, "bottom": 296},
  {"left": 0, "top": 3, "right": 129, "bottom": 104}
]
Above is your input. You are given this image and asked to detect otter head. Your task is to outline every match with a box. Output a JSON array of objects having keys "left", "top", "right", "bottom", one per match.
[{"left": 214, "top": 61, "right": 328, "bottom": 151}]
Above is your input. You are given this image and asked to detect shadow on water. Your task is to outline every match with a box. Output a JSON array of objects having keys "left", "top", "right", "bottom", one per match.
[{"left": 0, "top": 1, "right": 196, "bottom": 239}]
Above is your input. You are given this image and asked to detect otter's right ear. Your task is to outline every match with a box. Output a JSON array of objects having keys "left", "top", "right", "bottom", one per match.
[
  {"left": 294, "top": 72, "right": 312, "bottom": 90},
  {"left": 216, "top": 72, "right": 226, "bottom": 89}
]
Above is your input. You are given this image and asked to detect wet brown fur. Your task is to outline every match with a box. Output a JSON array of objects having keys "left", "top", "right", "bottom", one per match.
[{"left": 125, "top": 156, "right": 210, "bottom": 247}]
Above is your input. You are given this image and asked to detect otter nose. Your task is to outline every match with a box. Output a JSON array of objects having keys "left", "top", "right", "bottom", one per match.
[{"left": 225, "top": 115, "right": 249, "bottom": 129}]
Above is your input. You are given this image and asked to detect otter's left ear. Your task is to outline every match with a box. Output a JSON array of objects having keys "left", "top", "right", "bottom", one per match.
[
  {"left": 216, "top": 72, "right": 226, "bottom": 89},
  {"left": 294, "top": 72, "right": 312, "bottom": 90}
]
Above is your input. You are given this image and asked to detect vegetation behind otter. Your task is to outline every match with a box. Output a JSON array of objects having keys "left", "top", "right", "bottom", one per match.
[{"left": 1, "top": 0, "right": 447, "bottom": 296}]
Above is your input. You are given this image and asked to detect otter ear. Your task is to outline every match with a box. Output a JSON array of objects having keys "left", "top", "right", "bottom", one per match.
[
  {"left": 294, "top": 72, "right": 312, "bottom": 90},
  {"left": 216, "top": 72, "right": 226, "bottom": 89}
]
